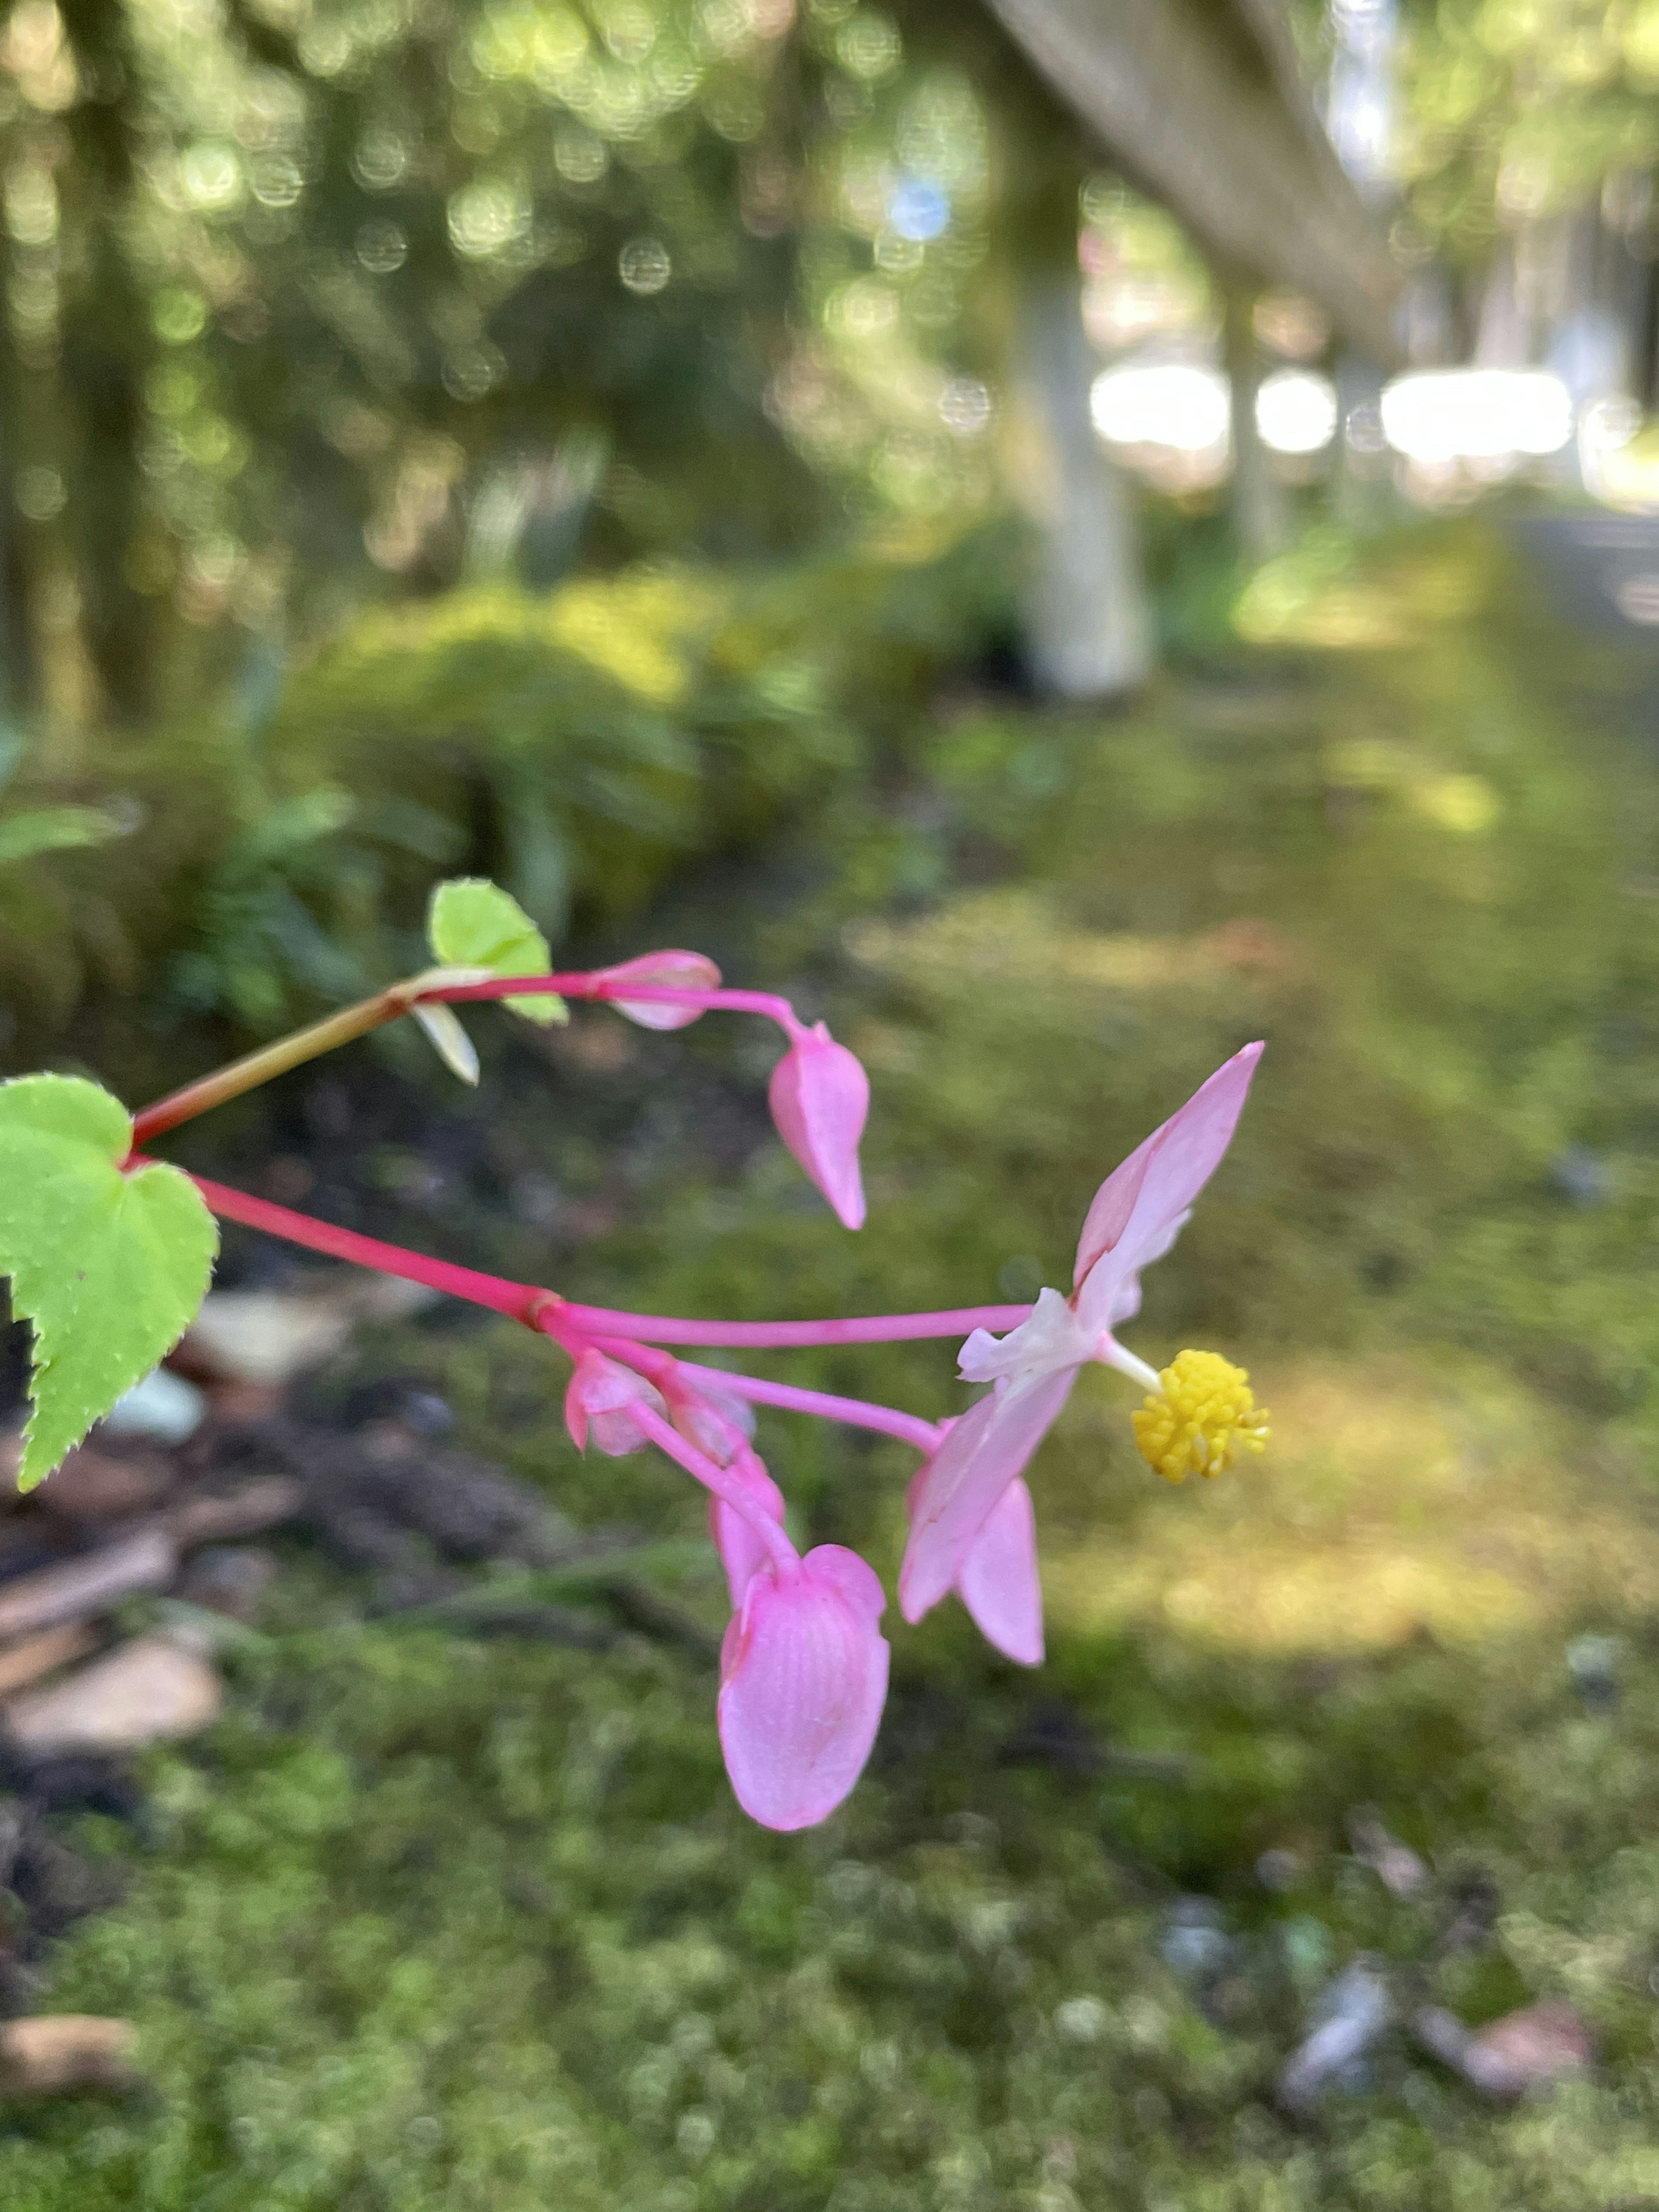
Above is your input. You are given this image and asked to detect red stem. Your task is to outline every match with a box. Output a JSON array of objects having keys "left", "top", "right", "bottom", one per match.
[
  {"left": 163, "top": 1168, "right": 1033, "bottom": 1354},
  {"left": 172, "top": 1167, "right": 570, "bottom": 1337}
]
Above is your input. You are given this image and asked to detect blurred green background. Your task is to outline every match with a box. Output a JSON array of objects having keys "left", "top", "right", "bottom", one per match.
[{"left": 9, "top": 0, "right": 1659, "bottom": 2204}]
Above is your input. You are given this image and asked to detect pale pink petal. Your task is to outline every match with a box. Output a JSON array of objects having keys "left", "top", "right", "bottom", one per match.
[
  {"left": 717, "top": 1545, "right": 890, "bottom": 1830},
  {"left": 768, "top": 1022, "right": 869, "bottom": 1231},
  {"left": 564, "top": 1348, "right": 667, "bottom": 1456},
  {"left": 899, "top": 1366, "right": 1076, "bottom": 1624},
  {"left": 1070, "top": 1130, "right": 1159, "bottom": 1290},
  {"left": 593, "top": 950, "right": 722, "bottom": 1030},
  {"left": 1088, "top": 1208, "right": 1189, "bottom": 1329},
  {"left": 1074, "top": 1042, "right": 1263, "bottom": 1330},
  {"left": 709, "top": 1448, "right": 787, "bottom": 1607},
  {"left": 955, "top": 1477, "right": 1045, "bottom": 1665},
  {"left": 957, "top": 1288, "right": 1090, "bottom": 1384}
]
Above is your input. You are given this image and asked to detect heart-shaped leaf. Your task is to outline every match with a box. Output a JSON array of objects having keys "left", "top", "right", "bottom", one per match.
[
  {"left": 0, "top": 1075, "right": 218, "bottom": 1489},
  {"left": 426, "top": 878, "right": 566, "bottom": 1025}
]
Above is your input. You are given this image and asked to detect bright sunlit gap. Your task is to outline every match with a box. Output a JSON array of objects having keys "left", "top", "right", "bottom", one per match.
[
  {"left": 1090, "top": 362, "right": 1339, "bottom": 466},
  {"left": 1378, "top": 369, "right": 1574, "bottom": 464},
  {"left": 1093, "top": 361, "right": 1587, "bottom": 496},
  {"left": 1255, "top": 369, "right": 1340, "bottom": 454},
  {"left": 1090, "top": 363, "right": 1229, "bottom": 453}
]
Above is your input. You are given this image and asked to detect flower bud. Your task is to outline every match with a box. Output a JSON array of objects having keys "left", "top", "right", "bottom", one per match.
[
  {"left": 563, "top": 1348, "right": 667, "bottom": 1457},
  {"left": 669, "top": 1379, "right": 756, "bottom": 1467},
  {"left": 591, "top": 950, "right": 721, "bottom": 1030},
  {"left": 768, "top": 1022, "right": 869, "bottom": 1230},
  {"left": 718, "top": 1545, "right": 889, "bottom": 1830}
]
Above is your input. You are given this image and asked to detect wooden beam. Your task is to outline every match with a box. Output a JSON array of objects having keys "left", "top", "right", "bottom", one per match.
[{"left": 984, "top": 0, "right": 1402, "bottom": 362}]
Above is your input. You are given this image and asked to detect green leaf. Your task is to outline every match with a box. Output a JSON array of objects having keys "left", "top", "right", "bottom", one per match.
[
  {"left": 425, "top": 877, "right": 566, "bottom": 1025},
  {"left": 0, "top": 805, "right": 126, "bottom": 867},
  {"left": 0, "top": 1075, "right": 218, "bottom": 1490}
]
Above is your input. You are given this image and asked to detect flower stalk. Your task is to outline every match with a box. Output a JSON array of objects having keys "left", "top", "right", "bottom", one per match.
[{"left": 110, "top": 884, "right": 1269, "bottom": 1832}]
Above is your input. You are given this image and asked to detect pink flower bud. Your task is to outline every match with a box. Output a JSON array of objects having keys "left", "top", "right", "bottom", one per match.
[
  {"left": 767, "top": 1021, "right": 869, "bottom": 1230},
  {"left": 668, "top": 1379, "right": 756, "bottom": 1467},
  {"left": 564, "top": 1348, "right": 667, "bottom": 1456},
  {"left": 718, "top": 1545, "right": 889, "bottom": 1830},
  {"left": 708, "top": 1446, "right": 787, "bottom": 1607},
  {"left": 591, "top": 950, "right": 722, "bottom": 1030}
]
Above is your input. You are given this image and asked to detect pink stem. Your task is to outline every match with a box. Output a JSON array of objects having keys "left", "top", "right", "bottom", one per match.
[
  {"left": 663, "top": 1357, "right": 943, "bottom": 1455},
  {"left": 562, "top": 1301, "right": 1034, "bottom": 1348},
  {"left": 172, "top": 1167, "right": 574, "bottom": 1340},
  {"left": 166, "top": 1166, "right": 1029, "bottom": 1363},
  {"left": 627, "top": 1403, "right": 799, "bottom": 1577},
  {"left": 426, "top": 976, "right": 802, "bottom": 1033}
]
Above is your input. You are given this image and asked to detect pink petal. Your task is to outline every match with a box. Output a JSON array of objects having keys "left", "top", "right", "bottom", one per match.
[
  {"left": 957, "top": 1288, "right": 1090, "bottom": 1383},
  {"left": 899, "top": 1366, "right": 1077, "bottom": 1625},
  {"left": 564, "top": 1348, "right": 667, "bottom": 1456},
  {"left": 956, "top": 1477, "right": 1044, "bottom": 1665},
  {"left": 709, "top": 1448, "right": 787, "bottom": 1608},
  {"left": 768, "top": 1022, "right": 869, "bottom": 1231},
  {"left": 1073, "top": 1042, "right": 1263, "bottom": 1325},
  {"left": 593, "top": 950, "right": 722, "bottom": 1030},
  {"left": 717, "top": 1545, "right": 890, "bottom": 1830}
]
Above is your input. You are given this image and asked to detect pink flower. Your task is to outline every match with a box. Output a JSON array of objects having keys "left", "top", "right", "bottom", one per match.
[
  {"left": 564, "top": 1348, "right": 667, "bottom": 1456},
  {"left": 899, "top": 1042, "right": 1264, "bottom": 1634},
  {"left": 592, "top": 950, "right": 722, "bottom": 1030},
  {"left": 768, "top": 1021, "right": 869, "bottom": 1230},
  {"left": 718, "top": 1545, "right": 890, "bottom": 1830}
]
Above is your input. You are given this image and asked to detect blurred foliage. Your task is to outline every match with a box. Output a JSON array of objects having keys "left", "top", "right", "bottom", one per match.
[
  {"left": 0, "top": 524, "right": 1014, "bottom": 1051},
  {"left": 1388, "top": 0, "right": 1659, "bottom": 267},
  {"left": 0, "top": 0, "right": 1022, "bottom": 734},
  {"left": 10, "top": 523, "right": 1659, "bottom": 2206}
]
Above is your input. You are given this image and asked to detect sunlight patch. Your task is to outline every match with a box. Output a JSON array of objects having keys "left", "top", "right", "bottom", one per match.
[{"left": 1043, "top": 1355, "right": 1659, "bottom": 1654}]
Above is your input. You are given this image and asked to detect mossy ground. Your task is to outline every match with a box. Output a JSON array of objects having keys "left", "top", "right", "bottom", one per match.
[{"left": 10, "top": 522, "right": 1659, "bottom": 2208}]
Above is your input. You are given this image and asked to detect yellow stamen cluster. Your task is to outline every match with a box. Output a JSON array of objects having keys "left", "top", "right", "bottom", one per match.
[{"left": 1132, "top": 1349, "right": 1268, "bottom": 1484}]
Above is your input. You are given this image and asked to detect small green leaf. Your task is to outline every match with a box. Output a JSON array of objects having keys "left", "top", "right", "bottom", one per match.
[
  {"left": 0, "top": 805, "right": 127, "bottom": 868},
  {"left": 0, "top": 1075, "right": 218, "bottom": 1489},
  {"left": 425, "top": 877, "right": 566, "bottom": 1025}
]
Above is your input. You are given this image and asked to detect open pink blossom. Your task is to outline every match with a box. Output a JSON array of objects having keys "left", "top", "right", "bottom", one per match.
[
  {"left": 899, "top": 1042, "right": 1263, "bottom": 1630},
  {"left": 718, "top": 1545, "right": 890, "bottom": 1830},
  {"left": 592, "top": 950, "right": 722, "bottom": 1030},
  {"left": 768, "top": 1021, "right": 869, "bottom": 1230},
  {"left": 907, "top": 1447, "right": 1044, "bottom": 1665},
  {"left": 564, "top": 1348, "right": 667, "bottom": 1456}
]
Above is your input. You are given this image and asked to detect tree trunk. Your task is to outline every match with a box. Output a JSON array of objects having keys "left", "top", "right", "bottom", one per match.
[
  {"left": 1014, "top": 273, "right": 1154, "bottom": 700},
  {"left": 1223, "top": 286, "right": 1290, "bottom": 560},
  {"left": 58, "top": 0, "right": 152, "bottom": 725}
]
